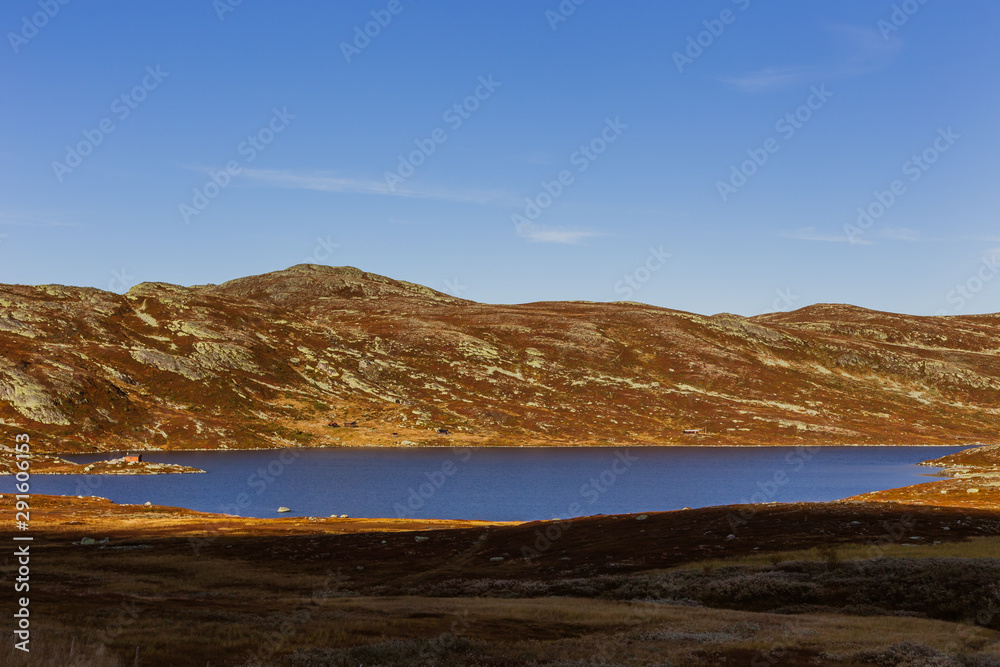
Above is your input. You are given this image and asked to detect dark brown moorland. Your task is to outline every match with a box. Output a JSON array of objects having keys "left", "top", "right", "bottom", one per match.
[{"left": 2, "top": 488, "right": 1000, "bottom": 666}]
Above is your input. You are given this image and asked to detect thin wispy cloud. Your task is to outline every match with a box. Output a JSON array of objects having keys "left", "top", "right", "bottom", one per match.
[
  {"left": 519, "top": 152, "right": 551, "bottom": 166},
  {"left": 0, "top": 211, "right": 77, "bottom": 228},
  {"left": 780, "top": 226, "right": 921, "bottom": 245},
  {"left": 231, "top": 168, "right": 515, "bottom": 206},
  {"left": 877, "top": 227, "right": 920, "bottom": 241},
  {"left": 515, "top": 222, "right": 605, "bottom": 245},
  {"left": 722, "top": 24, "right": 902, "bottom": 92},
  {"left": 779, "top": 226, "right": 869, "bottom": 244},
  {"left": 721, "top": 66, "right": 816, "bottom": 93}
]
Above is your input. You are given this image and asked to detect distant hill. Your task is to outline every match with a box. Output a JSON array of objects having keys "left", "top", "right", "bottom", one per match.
[{"left": 1, "top": 264, "right": 997, "bottom": 452}]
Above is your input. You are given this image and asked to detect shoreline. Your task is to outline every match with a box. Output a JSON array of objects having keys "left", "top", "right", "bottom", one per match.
[
  {"left": 50, "top": 441, "right": 989, "bottom": 457},
  {"left": 3, "top": 490, "right": 996, "bottom": 535},
  {"left": 26, "top": 442, "right": 976, "bottom": 478}
]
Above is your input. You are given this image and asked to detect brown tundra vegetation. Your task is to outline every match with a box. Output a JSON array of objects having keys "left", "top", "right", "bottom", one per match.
[{"left": 2, "top": 266, "right": 1000, "bottom": 664}]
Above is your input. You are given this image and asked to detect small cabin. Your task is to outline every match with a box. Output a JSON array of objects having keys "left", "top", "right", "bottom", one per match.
[
  {"left": 124, "top": 452, "right": 143, "bottom": 462},
  {"left": 682, "top": 429, "right": 701, "bottom": 435}
]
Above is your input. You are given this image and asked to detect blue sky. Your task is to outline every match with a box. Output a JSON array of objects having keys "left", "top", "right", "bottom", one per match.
[{"left": 2, "top": 1, "right": 998, "bottom": 316}]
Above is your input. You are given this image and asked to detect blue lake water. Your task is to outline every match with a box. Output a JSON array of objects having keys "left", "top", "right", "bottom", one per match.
[{"left": 1, "top": 446, "right": 968, "bottom": 522}]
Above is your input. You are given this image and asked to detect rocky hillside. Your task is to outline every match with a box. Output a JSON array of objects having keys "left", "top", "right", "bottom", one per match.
[{"left": 1, "top": 264, "right": 999, "bottom": 453}]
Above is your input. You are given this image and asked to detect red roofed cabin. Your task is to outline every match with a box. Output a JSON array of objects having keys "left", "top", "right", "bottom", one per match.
[
  {"left": 124, "top": 452, "right": 143, "bottom": 463},
  {"left": 682, "top": 429, "right": 701, "bottom": 435}
]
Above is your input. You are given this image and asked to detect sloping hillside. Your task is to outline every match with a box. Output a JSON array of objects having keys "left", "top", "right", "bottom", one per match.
[{"left": 0, "top": 264, "right": 997, "bottom": 453}]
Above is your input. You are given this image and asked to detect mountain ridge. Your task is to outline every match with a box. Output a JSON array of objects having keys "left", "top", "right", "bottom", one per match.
[{"left": 1, "top": 265, "right": 998, "bottom": 453}]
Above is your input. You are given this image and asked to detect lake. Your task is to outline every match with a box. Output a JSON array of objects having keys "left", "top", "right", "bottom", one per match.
[{"left": 2, "top": 445, "right": 967, "bottom": 522}]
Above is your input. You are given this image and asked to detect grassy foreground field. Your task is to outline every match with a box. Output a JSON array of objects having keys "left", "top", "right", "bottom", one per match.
[{"left": 2, "top": 493, "right": 999, "bottom": 666}]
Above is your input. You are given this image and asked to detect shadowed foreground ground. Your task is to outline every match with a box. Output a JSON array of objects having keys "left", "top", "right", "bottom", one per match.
[{"left": 1, "top": 494, "right": 999, "bottom": 666}]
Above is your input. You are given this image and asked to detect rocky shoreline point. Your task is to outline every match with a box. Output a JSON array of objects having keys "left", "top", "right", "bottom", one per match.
[
  {"left": 847, "top": 443, "right": 1000, "bottom": 509},
  {"left": 0, "top": 446, "right": 204, "bottom": 475},
  {"left": 920, "top": 443, "right": 1000, "bottom": 479}
]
